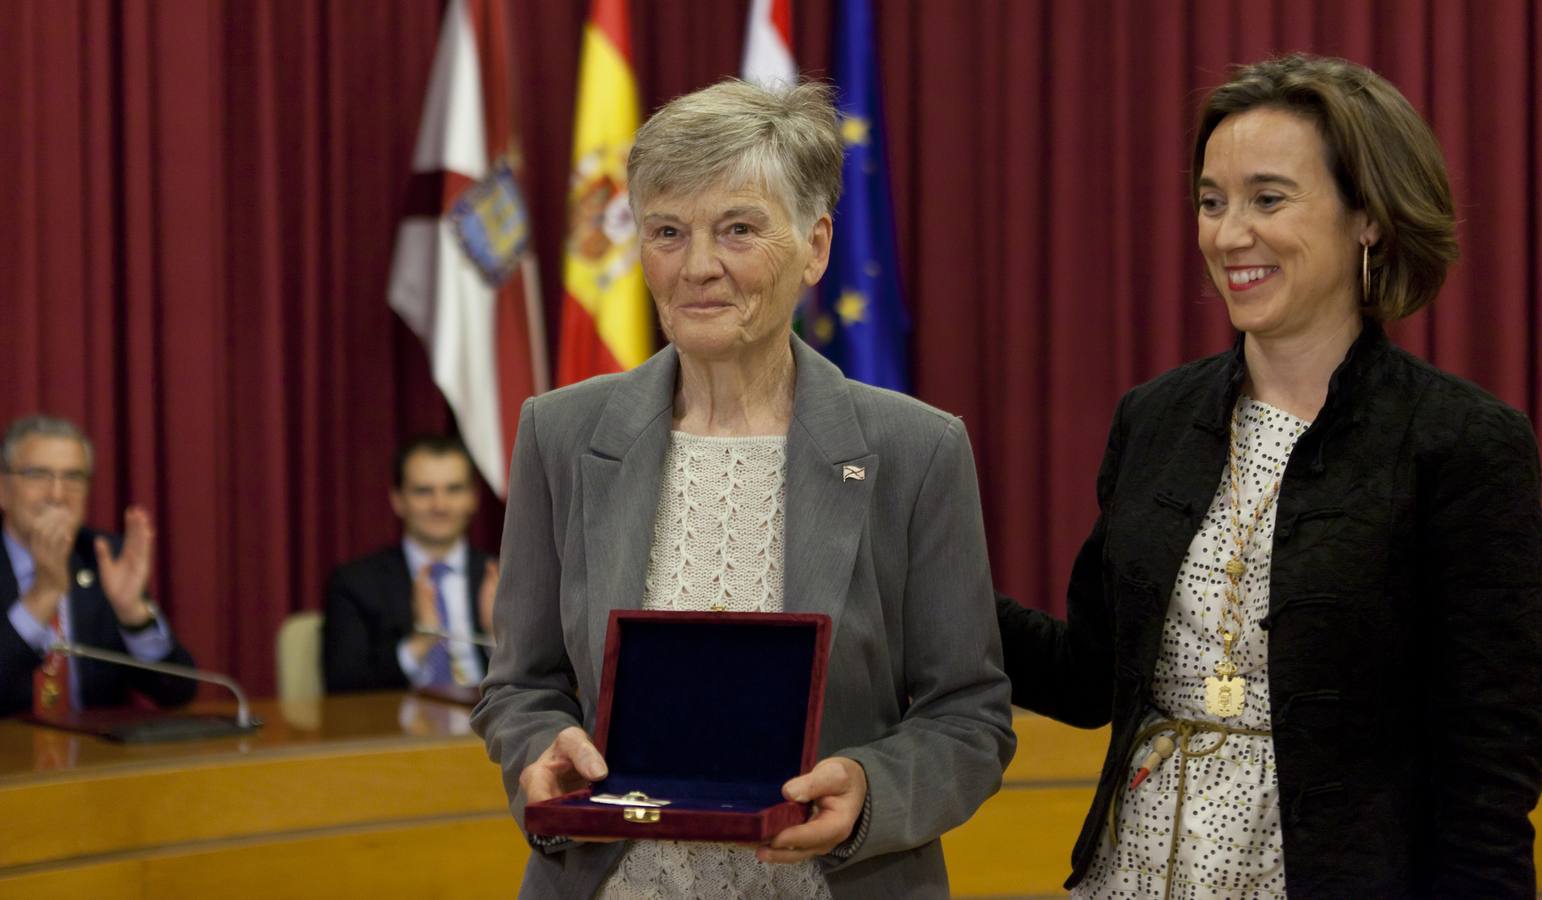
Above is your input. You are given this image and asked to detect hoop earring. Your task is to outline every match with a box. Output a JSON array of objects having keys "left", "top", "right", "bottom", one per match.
[{"left": 1360, "top": 243, "right": 1370, "bottom": 305}]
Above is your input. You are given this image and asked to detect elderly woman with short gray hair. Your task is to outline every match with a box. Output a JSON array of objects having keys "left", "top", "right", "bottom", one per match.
[{"left": 472, "top": 79, "right": 1014, "bottom": 899}]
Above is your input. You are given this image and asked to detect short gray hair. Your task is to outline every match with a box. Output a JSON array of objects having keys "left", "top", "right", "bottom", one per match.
[
  {"left": 3, "top": 415, "right": 95, "bottom": 473},
  {"left": 628, "top": 79, "right": 843, "bottom": 234}
]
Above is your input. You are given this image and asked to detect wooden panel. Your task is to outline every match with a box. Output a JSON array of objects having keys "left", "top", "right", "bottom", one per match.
[
  {"left": 949, "top": 787, "right": 1542, "bottom": 898},
  {"left": 1534, "top": 805, "right": 1541, "bottom": 887},
  {"left": 946, "top": 714, "right": 1098, "bottom": 897},
  {"left": 0, "top": 859, "right": 143, "bottom": 900},
  {"left": 0, "top": 789, "right": 1217, "bottom": 900},
  {"left": 945, "top": 786, "right": 1093, "bottom": 897},
  {"left": 0, "top": 692, "right": 478, "bottom": 779},
  {"left": 958, "top": 714, "right": 1542, "bottom": 897},
  {"left": 142, "top": 816, "right": 528, "bottom": 899},
  {"left": 0, "top": 817, "right": 530, "bottom": 899},
  {"left": 0, "top": 740, "right": 505, "bottom": 869},
  {"left": 1, "top": 705, "right": 1535, "bottom": 898},
  {"left": 1002, "top": 715, "right": 1108, "bottom": 784}
]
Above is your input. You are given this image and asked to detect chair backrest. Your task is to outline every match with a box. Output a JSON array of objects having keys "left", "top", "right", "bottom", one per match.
[{"left": 275, "top": 611, "right": 324, "bottom": 702}]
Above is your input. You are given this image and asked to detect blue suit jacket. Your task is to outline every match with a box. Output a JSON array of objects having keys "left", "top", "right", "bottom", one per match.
[{"left": 322, "top": 544, "right": 493, "bottom": 693}]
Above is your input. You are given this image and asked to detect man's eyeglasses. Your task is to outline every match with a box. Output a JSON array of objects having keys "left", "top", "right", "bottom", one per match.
[{"left": 5, "top": 467, "right": 91, "bottom": 492}]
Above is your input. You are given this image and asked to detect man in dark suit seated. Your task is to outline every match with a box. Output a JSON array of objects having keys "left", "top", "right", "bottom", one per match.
[
  {"left": 323, "top": 435, "right": 497, "bottom": 693},
  {"left": 0, "top": 415, "right": 197, "bottom": 718}
]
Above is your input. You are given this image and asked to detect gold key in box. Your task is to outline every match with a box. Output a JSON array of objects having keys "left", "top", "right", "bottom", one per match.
[{"left": 591, "top": 791, "right": 670, "bottom": 808}]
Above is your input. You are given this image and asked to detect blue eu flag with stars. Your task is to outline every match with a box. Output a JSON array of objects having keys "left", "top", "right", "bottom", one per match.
[{"left": 806, "top": 0, "right": 910, "bottom": 393}]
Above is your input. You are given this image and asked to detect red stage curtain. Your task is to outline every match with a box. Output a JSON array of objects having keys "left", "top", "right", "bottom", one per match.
[{"left": 2, "top": 0, "right": 1538, "bottom": 694}]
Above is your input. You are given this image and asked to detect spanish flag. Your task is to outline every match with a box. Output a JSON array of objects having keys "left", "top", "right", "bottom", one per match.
[{"left": 555, "top": 0, "right": 653, "bottom": 386}]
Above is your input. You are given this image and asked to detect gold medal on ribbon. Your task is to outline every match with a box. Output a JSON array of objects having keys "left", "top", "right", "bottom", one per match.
[
  {"left": 1203, "top": 673, "right": 1247, "bottom": 717},
  {"left": 1204, "top": 632, "right": 1247, "bottom": 718},
  {"left": 1201, "top": 402, "right": 1301, "bottom": 720}
]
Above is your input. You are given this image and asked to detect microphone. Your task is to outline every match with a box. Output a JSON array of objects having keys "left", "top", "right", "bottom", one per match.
[
  {"left": 413, "top": 627, "right": 495, "bottom": 649},
  {"left": 50, "top": 640, "right": 262, "bottom": 729},
  {"left": 408, "top": 628, "right": 491, "bottom": 708}
]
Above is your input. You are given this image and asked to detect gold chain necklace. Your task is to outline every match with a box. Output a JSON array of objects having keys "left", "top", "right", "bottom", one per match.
[{"left": 1203, "top": 399, "right": 1298, "bottom": 718}]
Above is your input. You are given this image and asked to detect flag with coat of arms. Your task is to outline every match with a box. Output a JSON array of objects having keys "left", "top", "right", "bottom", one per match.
[{"left": 387, "top": 0, "right": 546, "bottom": 497}]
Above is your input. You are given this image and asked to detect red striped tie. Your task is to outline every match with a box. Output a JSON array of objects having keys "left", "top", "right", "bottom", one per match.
[{"left": 32, "top": 612, "right": 70, "bottom": 717}]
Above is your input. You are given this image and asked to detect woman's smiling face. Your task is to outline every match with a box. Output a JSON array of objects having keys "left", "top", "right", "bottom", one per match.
[
  {"left": 1197, "top": 106, "right": 1375, "bottom": 342},
  {"left": 639, "top": 181, "right": 830, "bottom": 363}
]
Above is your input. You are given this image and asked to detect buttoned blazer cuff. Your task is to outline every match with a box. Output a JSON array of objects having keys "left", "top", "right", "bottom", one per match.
[
  {"left": 525, "top": 831, "right": 575, "bottom": 854},
  {"left": 825, "top": 788, "right": 872, "bottom": 863}
]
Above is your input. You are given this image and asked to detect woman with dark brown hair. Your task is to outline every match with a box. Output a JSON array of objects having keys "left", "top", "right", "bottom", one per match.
[{"left": 997, "top": 54, "right": 1542, "bottom": 898}]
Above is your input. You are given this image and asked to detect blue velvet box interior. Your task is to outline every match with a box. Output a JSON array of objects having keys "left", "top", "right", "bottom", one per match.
[{"left": 589, "top": 615, "right": 820, "bottom": 811}]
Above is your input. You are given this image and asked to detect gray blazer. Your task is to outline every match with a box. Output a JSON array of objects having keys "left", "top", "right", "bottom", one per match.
[{"left": 471, "top": 336, "right": 1015, "bottom": 899}]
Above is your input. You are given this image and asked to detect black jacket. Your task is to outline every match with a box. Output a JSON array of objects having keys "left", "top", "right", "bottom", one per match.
[
  {"left": 322, "top": 545, "right": 492, "bottom": 693},
  {"left": 0, "top": 523, "right": 197, "bottom": 717},
  {"left": 997, "top": 322, "right": 1542, "bottom": 898}
]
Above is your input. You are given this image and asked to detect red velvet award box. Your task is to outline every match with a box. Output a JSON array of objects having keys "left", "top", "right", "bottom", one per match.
[{"left": 524, "top": 609, "right": 832, "bottom": 842}]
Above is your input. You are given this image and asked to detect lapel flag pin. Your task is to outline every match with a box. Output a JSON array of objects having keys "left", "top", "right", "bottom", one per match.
[{"left": 842, "top": 465, "right": 866, "bottom": 482}]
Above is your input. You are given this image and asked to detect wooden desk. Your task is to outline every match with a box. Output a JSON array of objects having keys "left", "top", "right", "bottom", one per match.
[
  {"left": 0, "top": 693, "right": 529, "bottom": 898},
  {"left": 2, "top": 705, "right": 1537, "bottom": 898}
]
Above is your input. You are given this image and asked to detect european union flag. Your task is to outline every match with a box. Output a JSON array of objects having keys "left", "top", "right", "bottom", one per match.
[{"left": 806, "top": 0, "right": 910, "bottom": 393}]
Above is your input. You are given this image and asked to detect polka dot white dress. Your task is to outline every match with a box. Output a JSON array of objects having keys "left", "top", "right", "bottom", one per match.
[
  {"left": 598, "top": 432, "right": 832, "bottom": 900},
  {"left": 1073, "top": 397, "right": 1308, "bottom": 900}
]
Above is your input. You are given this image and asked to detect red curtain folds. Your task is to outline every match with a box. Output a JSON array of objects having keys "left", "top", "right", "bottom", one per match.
[{"left": 2, "top": 0, "right": 1538, "bottom": 695}]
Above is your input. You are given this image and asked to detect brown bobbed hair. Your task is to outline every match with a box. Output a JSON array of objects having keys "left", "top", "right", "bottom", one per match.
[{"left": 1191, "top": 54, "right": 1458, "bottom": 321}]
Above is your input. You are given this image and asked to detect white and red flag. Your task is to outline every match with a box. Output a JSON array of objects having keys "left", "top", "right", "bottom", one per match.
[
  {"left": 388, "top": 0, "right": 546, "bottom": 497},
  {"left": 741, "top": 0, "right": 795, "bottom": 87}
]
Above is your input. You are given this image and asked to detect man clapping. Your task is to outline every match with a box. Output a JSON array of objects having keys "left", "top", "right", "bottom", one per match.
[{"left": 0, "top": 415, "right": 196, "bottom": 717}]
